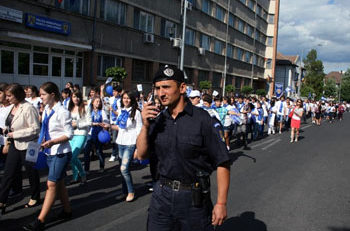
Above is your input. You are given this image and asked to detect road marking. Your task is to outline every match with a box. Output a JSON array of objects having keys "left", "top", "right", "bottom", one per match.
[
  {"left": 301, "top": 124, "right": 312, "bottom": 129},
  {"left": 261, "top": 138, "right": 281, "bottom": 150},
  {"left": 250, "top": 138, "right": 276, "bottom": 148},
  {"left": 95, "top": 206, "right": 148, "bottom": 231}
]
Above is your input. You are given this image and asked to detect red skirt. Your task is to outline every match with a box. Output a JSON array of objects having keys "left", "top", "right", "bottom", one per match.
[{"left": 291, "top": 118, "right": 301, "bottom": 129}]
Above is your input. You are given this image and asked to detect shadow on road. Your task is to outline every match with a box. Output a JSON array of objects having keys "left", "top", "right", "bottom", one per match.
[
  {"left": 217, "top": 211, "right": 267, "bottom": 231},
  {"left": 229, "top": 151, "right": 256, "bottom": 165},
  {"left": 328, "top": 228, "right": 350, "bottom": 231}
]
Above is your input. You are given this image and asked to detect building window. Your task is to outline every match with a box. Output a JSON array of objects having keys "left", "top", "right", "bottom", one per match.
[
  {"left": 227, "top": 44, "right": 234, "bottom": 58},
  {"left": 245, "top": 51, "right": 252, "bottom": 63},
  {"left": 262, "top": 10, "right": 268, "bottom": 20},
  {"left": 161, "top": 19, "right": 177, "bottom": 38},
  {"left": 248, "top": 0, "right": 255, "bottom": 10},
  {"left": 212, "top": 73, "right": 222, "bottom": 88},
  {"left": 268, "top": 14, "right": 274, "bottom": 24},
  {"left": 76, "top": 57, "right": 83, "bottom": 78},
  {"left": 240, "top": 0, "right": 246, "bottom": 5},
  {"left": 252, "top": 54, "right": 257, "bottom": 65},
  {"left": 1, "top": 50, "right": 14, "bottom": 74},
  {"left": 238, "top": 19, "right": 245, "bottom": 33},
  {"left": 236, "top": 47, "right": 243, "bottom": 61},
  {"left": 235, "top": 77, "right": 242, "bottom": 90},
  {"left": 256, "top": 5, "right": 262, "bottom": 16},
  {"left": 65, "top": 58, "right": 74, "bottom": 77},
  {"left": 134, "top": 9, "right": 154, "bottom": 33},
  {"left": 200, "top": 34, "right": 210, "bottom": 51},
  {"left": 52, "top": 56, "right": 62, "bottom": 77},
  {"left": 247, "top": 24, "right": 253, "bottom": 37},
  {"left": 132, "top": 59, "right": 151, "bottom": 82},
  {"left": 18, "top": 53, "right": 30, "bottom": 75},
  {"left": 198, "top": 70, "right": 209, "bottom": 82},
  {"left": 266, "top": 59, "right": 272, "bottom": 69},
  {"left": 244, "top": 78, "right": 250, "bottom": 86},
  {"left": 255, "top": 30, "right": 260, "bottom": 40},
  {"left": 100, "top": 0, "right": 126, "bottom": 25},
  {"left": 33, "top": 46, "right": 49, "bottom": 76},
  {"left": 97, "top": 55, "right": 123, "bottom": 77},
  {"left": 216, "top": 5, "right": 225, "bottom": 22},
  {"left": 185, "top": 28, "right": 195, "bottom": 46},
  {"left": 260, "top": 34, "right": 266, "bottom": 44},
  {"left": 229, "top": 13, "right": 235, "bottom": 27},
  {"left": 58, "top": 0, "right": 89, "bottom": 16},
  {"left": 267, "top": 37, "right": 273, "bottom": 46},
  {"left": 214, "top": 40, "right": 223, "bottom": 55},
  {"left": 202, "top": 0, "right": 211, "bottom": 15}
]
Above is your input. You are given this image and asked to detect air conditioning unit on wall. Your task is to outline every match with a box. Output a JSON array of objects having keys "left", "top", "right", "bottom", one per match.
[
  {"left": 198, "top": 47, "right": 205, "bottom": 56},
  {"left": 172, "top": 38, "right": 181, "bottom": 48},
  {"left": 143, "top": 33, "right": 154, "bottom": 43}
]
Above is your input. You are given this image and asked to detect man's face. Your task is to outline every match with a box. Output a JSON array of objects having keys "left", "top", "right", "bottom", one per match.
[
  {"left": 190, "top": 96, "right": 200, "bottom": 105},
  {"left": 154, "top": 80, "right": 186, "bottom": 107}
]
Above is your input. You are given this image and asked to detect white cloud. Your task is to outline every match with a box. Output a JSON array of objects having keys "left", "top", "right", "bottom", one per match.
[{"left": 278, "top": 0, "right": 350, "bottom": 73}]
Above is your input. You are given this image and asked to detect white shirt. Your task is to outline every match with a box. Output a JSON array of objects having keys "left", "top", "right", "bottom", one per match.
[
  {"left": 0, "top": 105, "right": 12, "bottom": 129},
  {"left": 292, "top": 108, "right": 303, "bottom": 121},
  {"left": 116, "top": 108, "right": 142, "bottom": 145},
  {"left": 43, "top": 102, "right": 73, "bottom": 155},
  {"left": 26, "top": 97, "right": 42, "bottom": 111},
  {"left": 276, "top": 101, "right": 287, "bottom": 116},
  {"left": 70, "top": 107, "right": 92, "bottom": 136}
]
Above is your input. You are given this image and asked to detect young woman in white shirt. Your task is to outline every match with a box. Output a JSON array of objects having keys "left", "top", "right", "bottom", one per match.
[
  {"left": 68, "top": 90, "right": 91, "bottom": 185},
  {"left": 24, "top": 82, "right": 73, "bottom": 230},
  {"left": 26, "top": 85, "right": 42, "bottom": 111},
  {"left": 290, "top": 99, "right": 304, "bottom": 142},
  {"left": 112, "top": 91, "right": 142, "bottom": 202}
]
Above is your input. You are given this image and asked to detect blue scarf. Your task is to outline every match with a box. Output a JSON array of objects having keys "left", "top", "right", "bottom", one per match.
[
  {"left": 91, "top": 110, "right": 103, "bottom": 139},
  {"left": 111, "top": 98, "right": 119, "bottom": 122},
  {"left": 116, "top": 109, "right": 130, "bottom": 129},
  {"left": 38, "top": 109, "right": 55, "bottom": 154}
]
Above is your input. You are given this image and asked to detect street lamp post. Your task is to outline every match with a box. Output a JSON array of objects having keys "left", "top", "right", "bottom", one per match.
[
  {"left": 297, "top": 49, "right": 303, "bottom": 97},
  {"left": 180, "top": 0, "right": 188, "bottom": 71},
  {"left": 222, "top": 0, "right": 230, "bottom": 97},
  {"left": 339, "top": 70, "right": 342, "bottom": 102}
]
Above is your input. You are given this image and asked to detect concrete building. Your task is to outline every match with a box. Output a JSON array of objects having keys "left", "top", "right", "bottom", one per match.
[{"left": 0, "top": 0, "right": 280, "bottom": 95}]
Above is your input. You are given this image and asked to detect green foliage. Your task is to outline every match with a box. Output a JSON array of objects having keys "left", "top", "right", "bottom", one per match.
[
  {"left": 256, "top": 89, "right": 267, "bottom": 96},
  {"left": 199, "top": 80, "right": 212, "bottom": 90},
  {"left": 300, "top": 85, "right": 314, "bottom": 98},
  {"left": 225, "top": 84, "right": 235, "bottom": 93},
  {"left": 324, "top": 79, "right": 337, "bottom": 98},
  {"left": 341, "top": 69, "right": 350, "bottom": 102},
  {"left": 105, "top": 67, "right": 127, "bottom": 83},
  {"left": 302, "top": 49, "right": 325, "bottom": 99},
  {"left": 241, "top": 85, "right": 253, "bottom": 95}
]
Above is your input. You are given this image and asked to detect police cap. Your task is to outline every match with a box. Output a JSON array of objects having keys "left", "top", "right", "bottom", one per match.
[{"left": 153, "top": 65, "right": 185, "bottom": 84}]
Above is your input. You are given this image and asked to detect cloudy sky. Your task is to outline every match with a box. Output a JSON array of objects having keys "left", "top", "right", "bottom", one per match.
[{"left": 278, "top": 0, "right": 350, "bottom": 73}]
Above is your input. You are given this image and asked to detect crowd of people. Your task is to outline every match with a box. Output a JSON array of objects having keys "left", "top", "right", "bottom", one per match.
[{"left": 0, "top": 78, "right": 348, "bottom": 230}]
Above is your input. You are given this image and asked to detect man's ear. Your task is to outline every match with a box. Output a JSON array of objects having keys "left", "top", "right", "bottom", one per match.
[{"left": 179, "top": 82, "right": 187, "bottom": 94}]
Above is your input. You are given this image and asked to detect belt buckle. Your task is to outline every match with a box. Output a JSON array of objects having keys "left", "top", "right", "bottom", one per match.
[{"left": 172, "top": 180, "right": 180, "bottom": 191}]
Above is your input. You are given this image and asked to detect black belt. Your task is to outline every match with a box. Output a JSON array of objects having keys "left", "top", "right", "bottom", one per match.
[{"left": 160, "top": 178, "right": 193, "bottom": 191}]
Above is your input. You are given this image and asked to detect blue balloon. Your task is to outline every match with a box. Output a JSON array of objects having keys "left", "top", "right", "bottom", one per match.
[
  {"left": 98, "top": 130, "right": 111, "bottom": 144},
  {"left": 139, "top": 159, "right": 150, "bottom": 165},
  {"left": 34, "top": 151, "right": 48, "bottom": 170},
  {"left": 106, "top": 85, "right": 113, "bottom": 96}
]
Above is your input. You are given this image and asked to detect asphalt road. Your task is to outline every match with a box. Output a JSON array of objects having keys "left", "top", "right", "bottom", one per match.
[{"left": 1, "top": 114, "right": 350, "bottom": 231}]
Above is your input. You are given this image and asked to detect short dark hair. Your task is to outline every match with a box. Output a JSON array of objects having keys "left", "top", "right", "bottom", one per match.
[
  {"left": 6, "top": 83, "right": 25, "bottom": 102},
  {"left": 214, "top": 95, "right": 222, "bottom": 102},
  {"left": 202, "top": 94, "right": 212, "bottom": 104},
  {"left": 62, "top": 88, "right": 71, "bottom": 96},
  {"left": 113, "top": 86, "right": 123, "bottom": 92},
  {"left": 0, "top": 82, "right": 8, "bottom": 92},
  {"left": 28, "top": 85, "right": 39, "bottom": 97},
  {"left": 40, "top": 82, "right": 60, "bottom": 102}
]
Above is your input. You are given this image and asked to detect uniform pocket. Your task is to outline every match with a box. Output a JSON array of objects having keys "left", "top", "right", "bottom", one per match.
[{"left": 178, "top": 135, "right": 203, "bottom": 158}]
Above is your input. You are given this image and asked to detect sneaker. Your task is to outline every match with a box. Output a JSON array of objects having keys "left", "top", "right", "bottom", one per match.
[
  {"left": 23, "top": 219, "right": 45, "bottom": 231},
  {"left": 109, "top": 156, "right": 116, "bottom": 162},
  {"left": 279, "top": 131, "right": 282, "bottom": 134},
  {"left": 290, "top": 139, "right": 294, "bottom": 143}
]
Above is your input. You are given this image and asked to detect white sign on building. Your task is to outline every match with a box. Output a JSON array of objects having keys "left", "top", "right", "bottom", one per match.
[{"left": 0, "top": 5, "right": 23, "bottom": 23}]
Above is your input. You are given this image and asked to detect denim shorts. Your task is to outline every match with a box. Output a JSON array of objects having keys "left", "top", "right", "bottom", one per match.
[
  {"left": 276, "top": 115, "right": 284, "bottom": 122},
  {"left": 46, "top": 152, "right": 72, "bottom": 182}
]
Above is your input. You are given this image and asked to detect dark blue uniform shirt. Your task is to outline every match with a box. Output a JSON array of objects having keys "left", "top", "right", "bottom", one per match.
[{"left": 149, "top": 101, "right": 230, "bottom": 183}]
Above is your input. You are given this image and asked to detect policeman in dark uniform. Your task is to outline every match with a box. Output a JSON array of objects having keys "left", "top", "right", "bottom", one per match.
[{"left": 136, "top": 65, "right": 231, "bottom": 231}]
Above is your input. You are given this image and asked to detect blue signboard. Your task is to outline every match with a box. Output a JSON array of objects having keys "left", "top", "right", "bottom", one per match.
[
  {"left": 275, "top": 82, "right": 284, "bottom": 98},
  {"left": 25, "top": 13, "right": 70, "bottom": 35}
]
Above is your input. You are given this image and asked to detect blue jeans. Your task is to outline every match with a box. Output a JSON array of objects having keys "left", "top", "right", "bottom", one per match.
[
  {"left": 84, "top": 136, "right": 104, "bottom": 171},
  {"left": 111, "top": 130, "right": 118, "bottom": 157},
  {"left": 118, "top": 144, "right": 135, "bottom": 194}
]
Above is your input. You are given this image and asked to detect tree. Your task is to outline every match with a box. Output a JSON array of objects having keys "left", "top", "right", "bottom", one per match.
[
  {"left": 302, "top": 49, "right": 325, "bottom": 99},
  {"left": 105, "top": 66, "right": 127, "bottom": 83},
  {"left": 324, "top": 79, "right": 337, "bottom": 98},
  {"left": 241, "top": 86, "right": 253, "bottom": 96},
  {"left": 256, "top": 89, "right": 267, "bottom": 97},
  {"left": 340, "top": 69, "right": 350, "bottom": 102},
  {"left": 300, "top": 85, "right": 314, "bottom": 98},
  {"left": 199, "top": 80, "right": 212, "bottom": 90},
  {"left": 225, "top": 84, "right": 235, "bottom": 94}
]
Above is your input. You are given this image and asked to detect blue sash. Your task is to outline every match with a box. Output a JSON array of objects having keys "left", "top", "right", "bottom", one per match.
[
  {"left": 116, "top": 110, "right": 129, "bottom": 129},
  {"left": 110, "top": 98, "right": 119, "bottom": 122},
  {"left": 279, "top": 101, "right": 284, "bottom": 113},
  {"left": 39, "top": 109, "right": 55, "bottom": 154},
  {"left": 91, "top": 110, "right": 103, "bottom": 139}
]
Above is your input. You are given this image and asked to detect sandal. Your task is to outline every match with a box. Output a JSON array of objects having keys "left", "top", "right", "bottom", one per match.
[{"left": 24, "top": 199, "right": 40, "bottom": 208}]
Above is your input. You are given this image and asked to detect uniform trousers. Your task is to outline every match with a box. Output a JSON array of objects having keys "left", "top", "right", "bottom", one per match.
[
  {"left": 0, "top": 143, "right": 40, "bottom": 203},
  {"left": 148, "top": 181, "right": 213, "bottom": 231}
]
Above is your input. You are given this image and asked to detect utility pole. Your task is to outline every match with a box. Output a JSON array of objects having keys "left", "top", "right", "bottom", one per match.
[
  {"left": 180, "top": 0, "right": 188, "bottom": 71},
  {"left": 297, "top": 49, "right": 303, "bottom": 97},
  {"left": 222, "top": 0, "right": 230, "bottom": 97},
  {"left": 339, "top": 70, "right": 342, "bottom": 102}
]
